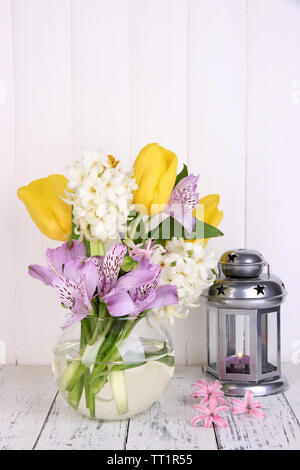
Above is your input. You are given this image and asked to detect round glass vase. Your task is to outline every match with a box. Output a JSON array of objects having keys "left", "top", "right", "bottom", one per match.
[{"left": 52, "top": 313, "right": 175, "bottom": 420}]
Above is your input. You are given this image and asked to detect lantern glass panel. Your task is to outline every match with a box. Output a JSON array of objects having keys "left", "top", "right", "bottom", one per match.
[
  {"left": 208, "top": 307, "right": 218, "bottom": 372},
  {"left": 261, "top": 311, "right": 278, "bottom": 374},
  {"left": 225, "top": 313, "right": 250, "bottom": 375}
]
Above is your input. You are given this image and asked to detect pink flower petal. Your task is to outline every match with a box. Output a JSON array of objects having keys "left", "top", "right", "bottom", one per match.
[
  {"left": 245, "top": 390, "right": 254, "bottom": 405},
  {"left": 191, "top": 414, "right": 207, "bottom": 426},
  {"left": 194, "top": 404, "right": 210, "bottom": 415},
  {"left": 215, "top": 405, "right": 229, "bottom": 414},
  {"left": 204, "top": 416, "right": 213, "bottom": 428},
  {"left": 200, "top": 397, "right": 209, "bottom": 406},
  {"left": 250, "top": 401, "right": 263, "bottom": 409},
  {"left": 208, "top": 397, "right": 217, "bottom": 412},
  {"left": 230, "top": 397, "right": 245, "bottom": 407},
  {"left": 216, "top": 397, "right": 227, "bottom": 406},
  {"left": 249, "top": 408, "right": 265, "bottom": 419},
  {"left": 231, "top": 405, "right": 247, "bottom": 415},
  {"left": 191, "top": 415, "right": 202, "bottom": 426},
  {"left": 213, "top": 415, "right": 228, "bottom": 428}
]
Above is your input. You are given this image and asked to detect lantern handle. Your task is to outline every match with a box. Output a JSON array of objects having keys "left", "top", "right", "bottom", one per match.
[{"left": 264, "top": 263, "right": 271, "bottom": 278}]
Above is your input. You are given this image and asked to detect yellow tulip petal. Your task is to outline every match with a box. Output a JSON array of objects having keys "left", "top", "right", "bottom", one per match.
[
  {"left": 189, "top": 194, "right": 223, "bottom": 246},
  {"left": 194, "top": 194, "right": 223, "bottom": 227},
  {"left": 17, "top": 174, "right": 72, "bottom": 241},
  {"left": 133, "top": 143, "right": 178, "bottom": 215}
]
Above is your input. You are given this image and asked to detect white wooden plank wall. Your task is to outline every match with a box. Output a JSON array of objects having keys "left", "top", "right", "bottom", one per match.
[{"left": 1, "top": 0, "right": 299, "bottom": 365}]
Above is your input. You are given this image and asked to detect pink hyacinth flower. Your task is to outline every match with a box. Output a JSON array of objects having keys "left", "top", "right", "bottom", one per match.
[
  {"left": 230, "top": 391, "right": 264, "bottom": 419},
  {"left": 127, "top": 239, "right": 154, "bottom": 260},
  {"left": 192, "top": 398, "right": 229, "bottom": 428},
  {"left": 191, "top": 379, "right": 226, "bottom": 406}
]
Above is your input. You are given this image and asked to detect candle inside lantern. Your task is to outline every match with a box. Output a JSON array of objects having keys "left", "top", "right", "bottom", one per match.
[{"left": 226, "top": 352, "right": 250, "bottom": 374}]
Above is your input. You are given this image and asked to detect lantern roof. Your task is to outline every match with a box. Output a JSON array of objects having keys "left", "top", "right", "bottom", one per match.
[{"left": 203, "top": 249, "right": 287, "bottom": 309}]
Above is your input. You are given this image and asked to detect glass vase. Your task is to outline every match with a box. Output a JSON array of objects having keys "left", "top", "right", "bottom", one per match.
[{"left": 52, "top": 313, "right": 174, "bottom": 420}]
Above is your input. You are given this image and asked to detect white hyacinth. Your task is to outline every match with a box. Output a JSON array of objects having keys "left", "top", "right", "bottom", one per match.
[
  {"left": 151, "top": 237, "right": 218, "bottom": 326},
  {"left": 66, "top": 149, "right": 137, "bottom": 243}
]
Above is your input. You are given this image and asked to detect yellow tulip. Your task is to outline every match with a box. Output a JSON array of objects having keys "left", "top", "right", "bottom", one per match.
[
  {"left": 17, "top": 174, "right": 72, "bottom": 241},
  {"left": 133, "top": 143, "right": 178, "bottom": 215},
  {"left": 191, "top": 194, "right": 223, "bottom": 246}
]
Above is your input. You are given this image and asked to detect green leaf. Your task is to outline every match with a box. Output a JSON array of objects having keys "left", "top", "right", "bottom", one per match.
[
  {"left": 147, "top": 216, "right": 223, "bottom": 240},
  {"left": 121, "top": 256, "right": 138, "bottom": 273},
  {"left": 192, "top": 217, "right": 223, "bottom": 240},
  {"left": 174, "top": 164, "right": 188, "bottom": 188}
]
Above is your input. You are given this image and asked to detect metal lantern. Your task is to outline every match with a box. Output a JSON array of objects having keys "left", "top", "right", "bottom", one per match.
[{"left": 202, "top": 249, "right": 288, "bottom": 396}]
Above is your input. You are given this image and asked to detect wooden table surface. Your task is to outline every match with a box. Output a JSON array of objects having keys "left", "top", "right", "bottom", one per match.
[{"left": 0, "top": 364, "right": 299, "bottom": 450}]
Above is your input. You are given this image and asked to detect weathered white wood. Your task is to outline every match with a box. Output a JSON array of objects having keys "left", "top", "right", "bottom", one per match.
[
  {"left": 215, "top": 364, "right": 300, "bottom": 450},
  {"left": 186, "top": 307, "right": 207, "bottom": 366},
  {"left": 187, "top": 0, "right": 247, "bottom": 366},
  {"left": 35, "top": 393, "right": 128, "bottom": 450},
  {"left": 0, "top": 366, "right": 57, "bottom": 450},
  {"left": 13, "top": 0, "right": 73, "bottom": 365},
  {"left": 71, "top": 0, "right": 131, "bottom": 162},
  {"left": 0, "top": 365, "right": 299, "bottom": 450},
  {"left": 131, "top": 0, "right": 187, "bottom": 167},
  {"left": 126, "top": 366, "right": 218, "bottom": 450},
  {"left": 188, "top": 0, "right": 247, "bottom": 254},
  {"left": 5, "top": 0, "right": 299, "bottom": 369},
  {"left": 0, "top": 0, "right": 16, "bottom": 364},
  {"left": 131, "top": 0, "right": 188, "bottom": 366},
  {"left": 246, "top": 0, "right": 300, "bottom": 363},
  {"left": 283, "top": 363, "right": 300, "bottom": 423}
]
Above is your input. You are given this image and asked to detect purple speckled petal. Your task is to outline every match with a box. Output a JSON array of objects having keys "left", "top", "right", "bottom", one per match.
[
  {"left": 28, "top": 264, "right": 54, "bottom": 286},
  {"left": 115, "top": 260, "right": 158, "bottom": 291},
  {"left": 63, "top": 258, "right": 98, "bottom": 300},
  {"left": 102, "top": 290, "right": 137, "bottom": 317},
  {"left": 102, "top": 243, "right": 127, "bottom": 293},
  {"left": 52, "top": 275, "right": 92, "bottom": 313},
  {"left": 130, "top": 284, "right": 178, "bottom": 316},
  {"left": 61, "top": 311, "right": 88, "bottom": 330},
  {"left": 45, "top": 240, "right": 86, "bottom": 275},
  {"left": 139, "top": 284, "right": 178, "bottom": 311},
  {"left": 169, "top": 174, "right": 199, "bottom": 210},
  {"left": 163, "top": 202, "right": 196, "bottom": 234},
  {"left": 163, "top": 174, "right": 199, "bottom": 234}
]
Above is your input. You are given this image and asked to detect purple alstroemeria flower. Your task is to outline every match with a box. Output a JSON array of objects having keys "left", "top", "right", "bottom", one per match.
[
  {"left": 29, "top": 241, "right": 175, "bottom": 327},
  {"left": 89, "top": 245, "right": 164, "bottom": 317},
  {"left": 102, "top": 255, "right": 178, "bottom": 317},
  {"left": 29, "top": 240, "right": 86, "bottom": 285},
  {"left": 163, "top": 174, "right": 200, "bottom": 234},
  {"left": 28, "top": 240, "right": 99, "bottom": 328}
]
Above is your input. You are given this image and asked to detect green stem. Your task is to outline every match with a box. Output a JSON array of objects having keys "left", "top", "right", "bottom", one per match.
[
  {"left": 109, "top": 370, "right": 128, "bottom": 415},
  {"left": 59, "top": 361, "right": 81, "bottom": 392},
  {"left": 88, "top": 321, "right": 102, "bottom": 346},
  {"left": 90, "top": 240, "right": 105, "bottom": 256},
  {"left": 128, "top": 212, "right": 142, "bottom": 240}
]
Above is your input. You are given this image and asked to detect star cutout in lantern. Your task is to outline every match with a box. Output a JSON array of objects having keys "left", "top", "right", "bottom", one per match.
[
  {"left": 254, "top": 284, "right": 265, "bottom": 295},
  {"left": 216, "top": 284, "right": 227, "bottom": 296},
  {"left": 227, "top": 253, "right": 237, "bottom": 263}
]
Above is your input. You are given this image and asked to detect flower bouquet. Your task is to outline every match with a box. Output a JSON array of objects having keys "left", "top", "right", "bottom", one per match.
[{"left": 18, "top": 143, "right": 223, "bottom": 420}]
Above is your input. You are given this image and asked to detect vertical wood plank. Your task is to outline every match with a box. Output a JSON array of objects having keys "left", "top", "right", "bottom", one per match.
[
  {"left": 71, "top": 0, "right": 131, "bottom": 162},
  {"left": 188, "top": 0, "right": 247, "bottom": 255},
  {"left": 283, "top": 363, "right": 300, "bottom": 422},
  {"left": 0, "top": 366, "right": 57, "bottom": 450},
  {"left": 126, "top": 366, "right": 218, "bottom": 450},
  {"left": 35, "top": 392, "right": 128, "bottom": 450},
  {"left": 215, "top": 392, "right": 300, "bottom": 450},
  {"left": 131, "top": 0, "right": 187, "bottom": 167},
  {"left": 187, "top": 0, "right": 247, "bottom": 365},
  {"left": 131, "top": 0, "right": 188, "bottom": 365},
  {"left": 0, "top": 0, "right": 16, "bottom": 364},
  {"left": 246, "top": 0, "right": 300, "bottom": 362},
  {"left": 13, "top": 0, "right": 73, "bottom": 363}
]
